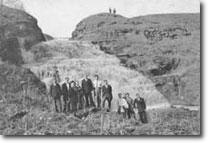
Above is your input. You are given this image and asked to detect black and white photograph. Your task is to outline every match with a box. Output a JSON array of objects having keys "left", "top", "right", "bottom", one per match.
[{"left": 0, "top": 0, "right": 200, "bottom": 136}]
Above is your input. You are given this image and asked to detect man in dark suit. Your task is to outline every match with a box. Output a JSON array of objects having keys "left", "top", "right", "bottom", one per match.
[
  {"left": 62, "top": 77, "right": 71, "bottom": 113},
  {"left": 81, "top": 74, "right": 94, "bottom": 107},
  {"left": 134, "top": 93, "right": 148, "bottom": 123},
  {"left": 69, "top": 81, "right": 78, "bottom": 113},
  {"left": 75, "top": 81, "right": 84, "bottom": 110},
  {"left": 102, "top": 80, "right": 113, "bottom": 111},
  {"left": 50, "top": 79, "right": 62, "bottom": 112},
  {"left": 125, "top": 93, "right": 135, "bottom": 119}
]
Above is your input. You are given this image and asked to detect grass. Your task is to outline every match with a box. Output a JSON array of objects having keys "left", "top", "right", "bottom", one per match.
[
  {"left": 0, "top": 88, "right": 49, "bottom": 135},
  {"left": 0, "top": 90, "right": 200, "bottom": 136},
  {"left": 132, "top": 108, "right": 200, "bottom": 135}
]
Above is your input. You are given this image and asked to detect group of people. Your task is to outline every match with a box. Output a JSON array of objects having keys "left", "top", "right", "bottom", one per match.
[
  {"left": 49, "top": 74, "right": 113, "bottom": 113},
  {"left": 49, "top": 70, "right": 147, "bottom": 123},
  {"left": 117, "top": 93, "right": 148, "bottom": 123}
]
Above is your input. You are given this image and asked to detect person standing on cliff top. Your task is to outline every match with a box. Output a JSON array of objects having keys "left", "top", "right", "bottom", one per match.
[
  {"left": 109, "top": 7, "right": 112, "bottom": 14},
  {"left": 113, "top": 8, "right": 116, "bottom": 16}
]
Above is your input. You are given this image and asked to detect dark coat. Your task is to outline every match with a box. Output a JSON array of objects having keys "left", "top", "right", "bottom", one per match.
[
  {"left": 81, "top": 79, "right": 93, "bottom": 94},
  {"left": 126, "top": 97, "right": 134, "bottom": 105},
  {"left": 69, "top": 87, "right": 78, "bottom": 103},
  {"left": 62, "top": 83, "right": 71, "bottom": 100},
  {"left": 102, "top": 85, "right": 112, "bottom": 99},
  {"left": 75, "top": 86, "right": 84, "bottom": 100},
  {"left": 134, "top": 97, "right": 146, "bottom": 112},
  {"left": 50, "top": 83, "right": 62, "bottom": 99},
  {"left": 52, "top": 72, "right": 61, "bottom": 83},
  {"left": 126, "top": 96, "right": 134, "bottom": 111}
]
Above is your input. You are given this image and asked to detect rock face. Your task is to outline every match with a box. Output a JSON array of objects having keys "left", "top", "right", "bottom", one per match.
[
  {"left": 0, "top": 5, "right": 45, "bottom": 65},
  {"left": 72, "top": 13, "right": 200, "bottom": 105},
  {"left": 0, "top": 5, "right": 46, "bottom": 96}
]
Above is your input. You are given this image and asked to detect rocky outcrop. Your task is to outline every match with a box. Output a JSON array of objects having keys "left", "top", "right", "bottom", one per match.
[
  {"left": 0, "top": 5, "right": 45, "bottom": 65},
  {"left": 0, "top": 5, "right": 46, "bottom": 98},
  {"left": 143, "top": 27, "right": 191, "bottom": 42},
  {"left": 72, "top": 13, "right": 200, "bottom": 105}
]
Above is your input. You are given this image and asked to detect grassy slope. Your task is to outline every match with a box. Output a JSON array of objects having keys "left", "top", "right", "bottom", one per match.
[
  {"left": 0, "top": 63, "right": 47, "bottom": 135},
  {"left": 0, "top": 104, "right": 200, "bottom": 135}
]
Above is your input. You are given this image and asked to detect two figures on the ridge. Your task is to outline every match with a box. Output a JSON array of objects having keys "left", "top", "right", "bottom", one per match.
[{"left": 109, "top": 7, "right": 116, "bottom": 16}]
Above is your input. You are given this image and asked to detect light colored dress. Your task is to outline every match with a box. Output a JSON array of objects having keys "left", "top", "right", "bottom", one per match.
[{"left": 117, "top": 98, "right": 129, "bottom": 112}]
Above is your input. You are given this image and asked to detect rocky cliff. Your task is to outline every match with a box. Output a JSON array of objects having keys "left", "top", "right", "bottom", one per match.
[
  {"left": 0, "top": 5, "right": 45, "bottom": 65},
  {"left": 0, "top": 5, "right": 46, "bottom": 95},
  {"left": 72, "top": 13, "right": 200, "bottom": 105}
]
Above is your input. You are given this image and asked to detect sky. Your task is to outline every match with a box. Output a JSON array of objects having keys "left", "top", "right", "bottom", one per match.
[{"left": 21, "top": 0, "right": 200, "bottom": 37}]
